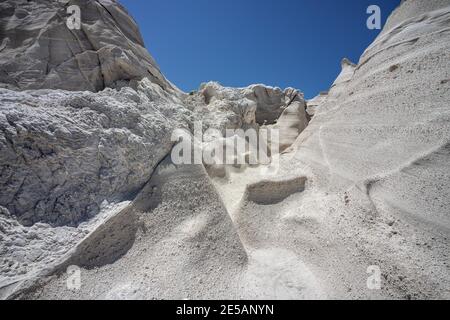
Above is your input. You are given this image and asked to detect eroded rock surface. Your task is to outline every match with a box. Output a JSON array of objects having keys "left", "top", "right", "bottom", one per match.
[
  {"left": 0, "top": 0, "right": 178, "bottom": 93},
  {"left": 1, "top": 0, "right": 449, "bottom": 301},
  {"left": 0, "top": 80, "right": 190, "bottom": 227},
  {"left": 11, "top": 156, "right": 247, "bottom": 300},
  {"left": 189, "top": 81, "right": 307, "bottom": 130},
  {"left": 286, "top": 0, "right": 450, "bottom": 298}
]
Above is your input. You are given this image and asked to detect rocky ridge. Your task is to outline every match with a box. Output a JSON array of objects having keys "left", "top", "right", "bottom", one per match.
[{"left": 0, "top": 0, "right": 449, "bottom": 300}]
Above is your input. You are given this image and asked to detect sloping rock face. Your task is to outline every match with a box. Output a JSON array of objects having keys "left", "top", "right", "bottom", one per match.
[
  {"left": 9, "top": 156, "right": 247, "bottom": 300},
  {"left": 306, "top": 58, "right": 355, "bottom": 117},
  {"left": 286, "top": 0, "right": 450, "bottom": 298},
  {"left": 0, "top": 0, "right": 177, "bottom": 93}
]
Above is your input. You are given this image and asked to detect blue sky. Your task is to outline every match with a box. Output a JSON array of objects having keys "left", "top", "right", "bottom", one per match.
[{"left": 119, "top": 0, "right": 400, "bottom": 98}]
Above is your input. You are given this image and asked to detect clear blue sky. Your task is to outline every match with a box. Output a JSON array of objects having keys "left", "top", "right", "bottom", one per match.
[{"left": 119, "top": 0, "right": 400, "bottom": 98}]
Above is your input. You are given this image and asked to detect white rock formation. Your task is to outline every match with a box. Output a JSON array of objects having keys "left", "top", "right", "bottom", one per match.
[
  {"left": 7, "top": 156, "right": 247, "bottom": 299},
  {"left": 1, "top": 0, "right": 449, "bottom": 300},
  {"left": 0, "top": 80, "right": 190, "bottom": 228},
  {"left": 306, "top": 92, "right": 326, "bottom": 117},
  {"left": 284, "top": 0, "right": 450, "bottom": 298},
  {"left": 193, "top": 81, "right": 306, "bottom": 128},
  {"left": 271, "top": 89, "right": 309, "bottom": 152},
  {"left": 204, "top": 0, "right": 450, "bottom": 299},
  {"left": 0, "top": 0, "right": 179, "bottom": 94}
]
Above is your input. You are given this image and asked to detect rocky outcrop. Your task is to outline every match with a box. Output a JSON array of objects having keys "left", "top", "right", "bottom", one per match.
[
  {"left": 192, "top": 82, "right": 307, "bottom": 129},
  {"left": 306, "top": 91, "right": 327, "bottom": 117},
  {"left": 184, "top": 82, "right": 309, "bottom": 165},
  {"left": 271, "top": 89, "right": 308, "bottom": 152},
  {"left": 0, "top": 0, "right": 178, "bottom": 93},
  {"left": 0, "top": 80, "right": 190, "bottom": 227},
  {"left": 1, "top": 0, "right": 449, "bottom": 301}
]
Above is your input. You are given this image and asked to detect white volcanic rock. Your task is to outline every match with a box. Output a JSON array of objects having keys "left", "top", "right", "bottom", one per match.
[
  {"left": 313, "top": 58, "right": 356, "bottom": 117},
  {"left": 305, "top": 58, "right": 355, "bottom": 118},
  {"left": 8, "top": 156, "right": 247, "bottom": 300},
  {"left": 186, "top": 82, "right": 309, "bottom": 168},
  {"left": 284, "top": 0, "right": 450, "bottom": 298},
  {"left": 331, "top": 58, "right": 356, "bottom": 88},
  {"left": 0, "top": 76, "right": 192, "bottom": 295},
  {"left": 194, "top": 81, "right": 306, "bottom": 128},
  {"left": 0, "top": 205, "right": 85, "bottom": 297},
  {"left": 0, "top": 79, "right": 190, "bottom": 228},
  {"left": 0, "top": 201, "right": 131, "bottom": 298},
  {"left": 306, "top": 91, "right": 327, "bottom": 117},
  {"left": 245, "top": 84, "right": 287, "bottom": 125},
  {"left": 1, "top": 0, "right": 450, "bottom": 301},
  {"left": 0, "top": 0, "right": 179, "bottom": 94},
  {"left": 272, "top": 89, "right": 308, "bottom": 152},
  {"left": 212, "top": 0, "right": 450, "bottom": 300}
]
